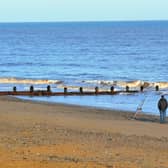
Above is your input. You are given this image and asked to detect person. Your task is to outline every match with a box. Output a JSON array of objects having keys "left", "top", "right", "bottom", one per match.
[{"left": 158, "top": 95, "right": 168, "bottom": 123}]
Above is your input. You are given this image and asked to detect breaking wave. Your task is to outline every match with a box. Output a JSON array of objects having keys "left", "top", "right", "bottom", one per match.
[
  {"left": 0, "top": 78, "right": 62, "bottom": 85},
  {"left": 57, "top": 84, "right": 95, "bottom": 91},
  {"left": 57, "top": 84, "right": 113, "bottom": 92},
  {"left": 81, "top": 80, "right": 168, "bottom": 89},
  {"left": 1, "top": 78, "right": 168, "bottom": 90}
]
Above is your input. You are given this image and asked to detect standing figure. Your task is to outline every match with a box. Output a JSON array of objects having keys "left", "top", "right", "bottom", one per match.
[{"left": 158, "top": 95, "right": 168, "bottom": 123}]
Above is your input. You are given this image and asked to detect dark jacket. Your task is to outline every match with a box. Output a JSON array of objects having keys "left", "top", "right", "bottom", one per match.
[{"left": 158, "top": 97, "right": 168, "bottom": 111}]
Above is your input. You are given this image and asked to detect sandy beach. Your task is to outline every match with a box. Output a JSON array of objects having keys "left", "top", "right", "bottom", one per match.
[{"left": 0, "top": 96, "right": 168, "bottom": 168}]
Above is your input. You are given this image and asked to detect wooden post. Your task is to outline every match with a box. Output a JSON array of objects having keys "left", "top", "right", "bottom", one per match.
[
  {"left": 64, "top": 87, "right": 67, "bottom": 94},
  {"left": 47, "top": 85, "right": 51, "bottom": 92},
  {"left": 95, "top": 86, "right": 99, "bottom": 94},
  {"left": 13, "top": 86, "right": 17, "bottom": 92},
  {"left": 79, "top": 87, "right": 83, "bottom": 94},
  {"left": 110, "top": 86, "right": 114, "bottom": 93},
  {"left": 30, "top": 85, "right": 34, "bottom": 92},
  {"left": 140, "top": 86, "right": 144, "bottom": 92},
  {"left": 126, "top": 86, "right": 129, "bottom": 92},
  {"left": 156, "top": 85, "right": 159, "bottom": 91}
]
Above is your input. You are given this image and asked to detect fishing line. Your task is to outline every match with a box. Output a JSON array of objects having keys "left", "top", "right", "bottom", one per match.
[{"left": 133, "top": 93, "right": 148, "bottom": 119}]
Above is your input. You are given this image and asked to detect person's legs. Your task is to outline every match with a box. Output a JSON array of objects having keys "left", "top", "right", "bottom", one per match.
[
  {"left": 163, "top": 110, "right": 166, "bottom": 123},
  {"left": 160, "top": 111, "right": 164, "bottom": 123}
]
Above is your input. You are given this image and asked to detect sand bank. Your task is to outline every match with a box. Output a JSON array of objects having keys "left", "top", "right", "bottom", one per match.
[{"left": 0, "top": 96, "right": 167, "bottom": 168}]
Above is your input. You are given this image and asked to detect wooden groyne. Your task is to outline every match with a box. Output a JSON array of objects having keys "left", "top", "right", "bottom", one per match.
[{"left": 0, "top": 85, "right": 160, "bottom": 97}]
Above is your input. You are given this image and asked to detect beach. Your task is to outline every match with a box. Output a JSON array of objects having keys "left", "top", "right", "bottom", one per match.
[{"left": 0, "top": 96, "right": 167, "bottom": 168}]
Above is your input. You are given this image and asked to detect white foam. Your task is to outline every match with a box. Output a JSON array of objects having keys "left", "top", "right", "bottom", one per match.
[
  {"left": 116, "top": 80, "right": 147, "bottom": 88},
  {"left": 82, "top": 80, "right": 115, "bottom": 85},
  {"left": 57, "top": 84, "right": 96, "bottom": 91},
  {"left": 1, "top": 78, "right": 168, "bottom": 91},
  {"left": 56, "top": 84, "right": 120, "bottom": 92},
  {"left": 153, "top": 82, "right": 168, "bottom": 89},
  {"left": 0, "top": 78, "right": 62, "bottom": 85},
  {"left": 82, "top": 80, "right": 150, "bottom": 88}
]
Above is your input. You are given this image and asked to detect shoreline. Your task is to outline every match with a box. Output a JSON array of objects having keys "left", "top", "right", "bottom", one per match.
[
  {"left": 16, "top": 94, "right": 160, "bottom": 116},
  {"left": 12, "top": 95, "right": 161, "bottom": 120},
  {"left": 0, "top": 95, "right": 168, "bottom": 168}
]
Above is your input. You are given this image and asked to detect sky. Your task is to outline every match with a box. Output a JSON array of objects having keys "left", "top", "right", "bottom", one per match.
[{"left": 0, "top": 0, "right": 167, "bottom": 22}]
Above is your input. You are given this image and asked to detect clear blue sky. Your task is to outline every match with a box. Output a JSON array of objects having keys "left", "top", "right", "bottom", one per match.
[{"left": 0, "top": 0, "right": 167, "bottom": 22}]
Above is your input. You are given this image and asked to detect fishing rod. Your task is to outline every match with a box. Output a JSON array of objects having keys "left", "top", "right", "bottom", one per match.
[{"left": 133, "top": 93, "right": 148, "bottom": 119}]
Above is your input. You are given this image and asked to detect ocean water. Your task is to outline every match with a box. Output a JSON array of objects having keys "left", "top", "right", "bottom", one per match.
[{"left": 0, "top": 21, "right": 168, "bottom": 115}]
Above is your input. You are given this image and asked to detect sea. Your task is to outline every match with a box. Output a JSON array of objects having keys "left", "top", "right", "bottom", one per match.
[{"left": 0, "top": 21, "right": 168, "bottom": 115}]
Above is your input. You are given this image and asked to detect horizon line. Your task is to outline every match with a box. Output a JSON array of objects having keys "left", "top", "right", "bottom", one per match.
[{"left": 0, "top": 19, "right": 168, "bottom": 24}]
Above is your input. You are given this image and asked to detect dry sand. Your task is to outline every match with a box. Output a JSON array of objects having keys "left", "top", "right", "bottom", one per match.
[{"left": 0, "top": 96, "right": 168, "bottom": 168}]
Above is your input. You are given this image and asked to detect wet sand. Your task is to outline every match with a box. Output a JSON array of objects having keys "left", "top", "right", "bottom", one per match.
[{"left": 0, "top": 96, "right": 168, "bottom": 168}]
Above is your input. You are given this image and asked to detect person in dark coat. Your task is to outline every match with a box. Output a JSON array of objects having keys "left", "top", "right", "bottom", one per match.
[{"left": 158, "top": 95, "right": 168, "bottom": 123}]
